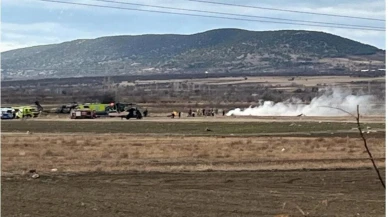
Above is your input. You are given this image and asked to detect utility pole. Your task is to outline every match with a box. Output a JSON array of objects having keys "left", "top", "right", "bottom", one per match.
[
  {"left": 115, "top": 85, "right": 119, "bottom": 102},
  {"left": 369, "top": 61, "right": 372, "bottom": 71},
  {"left": 368, "top": 81, "right": 371, "bottom": 94}
]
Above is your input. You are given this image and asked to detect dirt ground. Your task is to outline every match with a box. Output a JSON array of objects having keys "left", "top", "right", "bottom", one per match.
[
  {"left": 2, "top": 169, "right": 385, "bottom": 217},
  {"left": 1, "top": 115, "right": 385, "bottom": 216}
]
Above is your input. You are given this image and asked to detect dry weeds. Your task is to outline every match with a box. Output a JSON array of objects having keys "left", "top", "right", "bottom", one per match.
[{"left": 1, "top": 134, "right": 385, "bottom": 175}]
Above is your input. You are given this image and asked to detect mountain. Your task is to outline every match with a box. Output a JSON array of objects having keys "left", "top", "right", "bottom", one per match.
[{"left": 1, "top": 28, "right": 385, "bottom": 79}]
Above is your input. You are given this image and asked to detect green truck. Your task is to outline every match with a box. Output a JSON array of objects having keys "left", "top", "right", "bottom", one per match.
[
  {"left": 76, "top": 103, "right": 136, "bottom": 116},
  {"left": 14, "top": 106, "right": 40, "bottom": 119}
]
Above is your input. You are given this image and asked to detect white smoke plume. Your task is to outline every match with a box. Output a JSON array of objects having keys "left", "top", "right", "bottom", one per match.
[{"left": 227, "top": 87, "right": 383, "bottom": 117}]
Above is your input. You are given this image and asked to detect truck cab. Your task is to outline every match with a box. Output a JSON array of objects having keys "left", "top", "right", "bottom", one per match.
[{"left": 14, "top": 106, "right": 40, "bottom": 119}]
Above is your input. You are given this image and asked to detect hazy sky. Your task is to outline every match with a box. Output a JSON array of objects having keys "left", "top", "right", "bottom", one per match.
[{"left": 1, "top": 0, "right": 386, "bottom": 52}]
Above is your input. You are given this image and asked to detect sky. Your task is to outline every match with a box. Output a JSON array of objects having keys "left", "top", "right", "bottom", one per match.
[{"left": 1, "top": 0, "right": 386, "bottom": 52}]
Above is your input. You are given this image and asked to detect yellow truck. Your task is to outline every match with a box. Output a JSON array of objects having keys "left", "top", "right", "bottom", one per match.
[
  {"left": 14, "top": 106, "right": 40, "bottom": 119},
  {"left": 77, "top": 103, "right": 110, "bottom": 116}
]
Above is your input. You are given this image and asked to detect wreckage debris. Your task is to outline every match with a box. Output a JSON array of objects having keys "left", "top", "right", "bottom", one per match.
[{"left": 29, "top": 169, "right": 40, "bottom": 179}]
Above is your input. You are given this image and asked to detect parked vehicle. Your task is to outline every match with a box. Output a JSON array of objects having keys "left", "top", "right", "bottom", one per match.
[
  {"left": 1, "top": 107, "right": 15, "bottom": 119},
  {"left": 14, "top": 106, "right": 40, "bottom": 119},
  {"left": 70, "top": 109, "right": 97, "bottom": 119}
]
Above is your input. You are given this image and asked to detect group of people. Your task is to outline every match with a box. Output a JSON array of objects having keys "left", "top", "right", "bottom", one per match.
[{"left": 169, "top": 108, "right": 226, "bottom": 118}]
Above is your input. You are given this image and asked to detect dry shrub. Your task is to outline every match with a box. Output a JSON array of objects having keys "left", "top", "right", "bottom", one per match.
[
  {"left": 95, "top": 166, "right": 103, "bottom": 172},
  {"left": 230, "top": 140, "right": 243, "bottom": 146},
  {"left": 131, "top": 149, "right": 140, "bottom": 159},
  {"left": 120, "top": 153, "right": 129, "bottom": 159},
  {"left": 29, "top": 152, "right": 40, "bottom": 158},
  {"left": 65, "top": 154, "right": 78, "bottom": 160},
  {"left": 132, "top": 143, "right": 144, "bottom": 147},
  {"left": 40, "top": 149, "right": 57, "bottom": 158},
  {"left": 258, "top": 144, "right": 269, "bottom": 150},
  {"left": 304, "top": 148, "right": 314, "bottom": 153},
  {"left": 304, "top": 139, "right": 312, "bottom": 146},
  {"left": 197, "top": 149, "right": 210, "bottom": 158},
  {"left": 315, "top": 137, "right": 325, "bottom": 142},
  {"left": 84, "top": 139, "right": 91, "bottom": 146},
  {"left": 333, "top": 137, "right": 347, "bottom": 143},
  {"left": 41, "top": 137, "right": 50, "bottom": 142},
  {"left": 348, "top": 144, "right": 359, "bottom": 149},
  {"left": 214, "top": 150, "right": 223, "bottom": 158},
  {"left": 89, "top": 160, "right": 102, "bottom": 166},
  {"left": 310, "top": 142, "right": 327, "bottom": 149},
  {"left": 246, "top": 139, "right": 252, "bottom": 144},
  {"left": 101, "top": 152, "right": 112, "bottom": 159}
]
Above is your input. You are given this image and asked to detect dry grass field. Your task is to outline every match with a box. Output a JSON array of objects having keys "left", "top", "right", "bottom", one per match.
[
  {"left": 1, "top": 132, "right": 386, "bottom": 216},
  {"left": 136, "top": 76, "right": 385, "bottom": 87},
  {"left": 2, "top": 134, "right": 385, "bottom": 174}
]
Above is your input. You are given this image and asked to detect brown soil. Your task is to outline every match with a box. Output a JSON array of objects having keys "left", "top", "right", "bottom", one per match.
[{"left": 2, "top": 169, "right": 385, "bottom": 217}]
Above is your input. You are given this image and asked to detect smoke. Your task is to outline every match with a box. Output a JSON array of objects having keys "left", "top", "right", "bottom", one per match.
[{"left": 227, "top": 87, "right": 382, "bottom": 117}]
